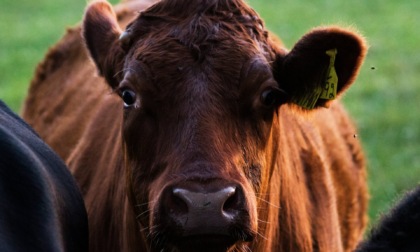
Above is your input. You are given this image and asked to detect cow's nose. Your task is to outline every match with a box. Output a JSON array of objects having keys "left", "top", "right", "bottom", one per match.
[
  {"left": 173, "top": 186, "right": 238, "bottom": 232},
  {"left": 162, "top": 183, "right": 250, "bottom": 239}
]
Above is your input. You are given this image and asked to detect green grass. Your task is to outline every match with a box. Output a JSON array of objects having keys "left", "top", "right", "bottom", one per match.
[
  {"left": 0, "top": 0, "right": 118, "bottom": 110},
  {"left": 1, "top": 0, "right": 419, "bottom": 229}
]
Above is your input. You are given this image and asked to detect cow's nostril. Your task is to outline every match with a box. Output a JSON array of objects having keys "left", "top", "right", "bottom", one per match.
[
  {"left": 222, "top": 187, "right": 239, "bottom": 215},
  {"left": 170, "top": 190, "right": 189, "bottom": 215},
  {"left": 159, "top": 188, "right": 189, "bottom": 218}
]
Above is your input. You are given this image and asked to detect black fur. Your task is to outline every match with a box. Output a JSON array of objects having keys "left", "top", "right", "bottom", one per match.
[
  {"left": 357, "top": 186, "right": 420, "bottom": 252},
  {"left": 0, "top": 100, "right": 88, "bottom": 252}
]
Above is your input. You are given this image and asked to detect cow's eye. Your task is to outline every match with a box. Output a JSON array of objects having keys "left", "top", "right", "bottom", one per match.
[
  {"left": 121, "top": 89, "right": 137, "bottom": 108},
  {"left": 260, "top": 88, "right": 285, "bottom": 108}
]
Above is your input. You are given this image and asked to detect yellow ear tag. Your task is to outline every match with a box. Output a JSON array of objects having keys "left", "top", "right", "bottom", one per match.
[
  {"left": 320, "top": 48, "right": 338, "bottom": 100},
  {"left": 292, "top": 86, "right": 323, "bottom": 109}
]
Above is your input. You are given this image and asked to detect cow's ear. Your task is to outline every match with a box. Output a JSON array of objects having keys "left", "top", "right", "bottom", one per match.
[
  {"left": 83, "top": 1, "right": 125, "bottom": 89},
  {"left": 274, "top": 26, "right": 367, "bottom": 109}
]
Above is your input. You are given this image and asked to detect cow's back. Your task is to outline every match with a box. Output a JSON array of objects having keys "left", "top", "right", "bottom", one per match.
[{"left": 23, "top": 25, "right": 109, "bottom": 161}]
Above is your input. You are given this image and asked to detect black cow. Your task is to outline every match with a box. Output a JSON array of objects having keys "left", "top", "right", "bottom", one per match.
[
  {"left": 357, "top": 186, "right": 420, "bottom": 252},
  {"left": 0, "top": 100, "right": 88, "bottom": 252}
]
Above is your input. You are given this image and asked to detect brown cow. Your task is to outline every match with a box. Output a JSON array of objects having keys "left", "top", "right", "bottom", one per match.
[{"left": 22, "top": 0, "right": 368, "bottom": 251}]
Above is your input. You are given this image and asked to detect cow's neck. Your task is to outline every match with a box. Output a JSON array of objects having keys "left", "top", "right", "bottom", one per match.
[
  {"left": 66, "top": 96, "right": 145, "bottom": 251},
  {"left": 251, "top": 106, "right": 344, "bottom": 252}
]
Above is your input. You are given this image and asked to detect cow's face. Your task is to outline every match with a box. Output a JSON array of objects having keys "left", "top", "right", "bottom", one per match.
[{"left": 83, "top": 1, "right": 366, "bottom": 251}]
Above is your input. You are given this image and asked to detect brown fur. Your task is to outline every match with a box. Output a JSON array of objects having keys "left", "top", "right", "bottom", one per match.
[{"left": 23, "top": 0, "right": 368, "bottom": 251}]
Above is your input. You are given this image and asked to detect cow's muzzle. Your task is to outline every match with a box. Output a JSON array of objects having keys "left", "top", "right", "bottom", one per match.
[{"left": 152, "top": 180, "right": 255, "bottom": 251}]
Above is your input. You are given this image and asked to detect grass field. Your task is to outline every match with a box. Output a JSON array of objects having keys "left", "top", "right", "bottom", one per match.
[{"left": 1, "top": 0, "right": 419, "bottom": 229}]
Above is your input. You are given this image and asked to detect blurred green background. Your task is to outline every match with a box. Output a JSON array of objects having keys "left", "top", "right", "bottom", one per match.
[{"left": 0, "top": 0, "right": 419, "bottom": 229}]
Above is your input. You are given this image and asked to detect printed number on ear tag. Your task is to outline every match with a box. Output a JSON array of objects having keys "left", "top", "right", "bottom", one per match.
[
  {"left": 291, "top": 48, "right": 338, "bottom": 110},
  {"left": 320, "top": 49, "right": 338, "bottom": 100}
]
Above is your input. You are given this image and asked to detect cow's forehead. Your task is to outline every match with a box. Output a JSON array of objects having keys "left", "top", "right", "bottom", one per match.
[
  {"left": 127, "top": 0, "right": 270, "bottom": 60},
  {"left": 123, "top": 0, "right": 274, "bottom": 92}
]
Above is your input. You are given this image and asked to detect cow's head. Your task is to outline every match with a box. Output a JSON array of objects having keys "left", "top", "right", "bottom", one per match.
[{"left": 83, "top": 0, "right": 366, "bottom": 251}]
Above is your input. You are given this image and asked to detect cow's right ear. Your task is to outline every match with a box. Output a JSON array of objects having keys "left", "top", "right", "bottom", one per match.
[
  {"left": 273, "top": 27, "right": 367, "bottom": 110},
  {"left": 83, "top": 1, "right": 125, "bottom": 89}
]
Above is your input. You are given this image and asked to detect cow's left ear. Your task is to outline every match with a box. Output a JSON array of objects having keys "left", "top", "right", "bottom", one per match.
[{"left": 273, "top": 26, "right": 367, "bottom": 109}]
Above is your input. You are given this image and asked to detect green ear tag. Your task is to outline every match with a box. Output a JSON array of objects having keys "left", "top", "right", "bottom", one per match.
[{"left": 320, "top": 48, "right": 338, "bottom": 100}]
